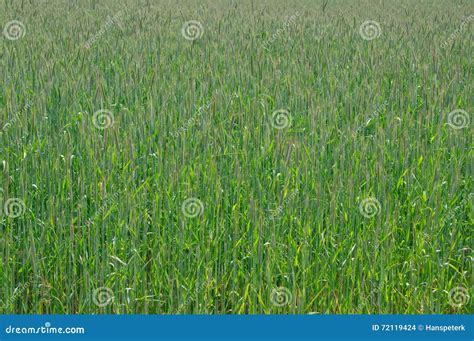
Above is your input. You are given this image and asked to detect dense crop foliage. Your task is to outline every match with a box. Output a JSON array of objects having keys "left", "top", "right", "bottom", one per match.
[{"left": 0, "top": 0, "right": 472, "bottom": 314}]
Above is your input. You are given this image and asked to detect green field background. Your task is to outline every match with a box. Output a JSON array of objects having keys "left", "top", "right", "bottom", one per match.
[{"left": 0, "top": 0, "right": 472, "bottom": 314}]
